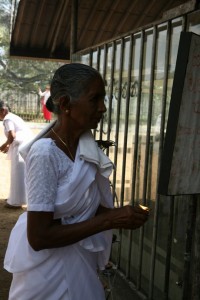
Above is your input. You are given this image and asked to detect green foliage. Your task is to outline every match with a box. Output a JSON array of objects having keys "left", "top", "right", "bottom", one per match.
[{"left": 0, "top": 0, "right": 64, "bottom": 97}]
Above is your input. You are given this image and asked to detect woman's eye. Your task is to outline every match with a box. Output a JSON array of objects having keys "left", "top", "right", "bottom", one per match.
[
  {"left": 90, "top": 94, "right": 105, "bottom": 103},
  {"left": 90, "top": 97, "right": 98, "bottom": 102}
]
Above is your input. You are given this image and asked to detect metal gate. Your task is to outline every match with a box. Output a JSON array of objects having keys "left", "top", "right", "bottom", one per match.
[{"left": 73, "top": 6, "right": 200, "bottom": 300}]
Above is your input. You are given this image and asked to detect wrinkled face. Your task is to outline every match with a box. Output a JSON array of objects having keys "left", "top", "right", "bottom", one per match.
[{"left": 69, "top": 76, "right": 107, "bottom": 130}]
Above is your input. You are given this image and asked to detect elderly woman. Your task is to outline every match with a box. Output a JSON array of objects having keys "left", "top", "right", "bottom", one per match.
[
  {"left": 0, "top": 101, "right": 33, "bottom": 208},
  {"left": 4, "top": 63, "right": 149, "bottom": 300}
]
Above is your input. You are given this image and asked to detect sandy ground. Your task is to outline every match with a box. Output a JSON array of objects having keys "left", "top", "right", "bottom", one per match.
[{"left": 0, "top": 201, "right": 25, "bottom": 299}]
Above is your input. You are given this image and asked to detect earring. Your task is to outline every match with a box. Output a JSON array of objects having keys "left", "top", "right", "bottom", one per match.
[{"left": 65, "top": 109, "right": 69, "bottom": 114}]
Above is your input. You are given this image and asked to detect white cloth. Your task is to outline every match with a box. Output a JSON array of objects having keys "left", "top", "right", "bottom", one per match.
[
  {"left": 3, "top": 113, "right": 33, "bottom": 206},
  {"left": 4, "top": 125, "right": 114, "bottom": 300},
  {"left": 79, "top": 130, "right": 114, "bottom": 178}
]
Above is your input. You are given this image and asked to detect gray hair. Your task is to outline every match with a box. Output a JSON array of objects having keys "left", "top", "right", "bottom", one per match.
[{"left": 50, "top": 63, "right": 103, "bottom": 114}]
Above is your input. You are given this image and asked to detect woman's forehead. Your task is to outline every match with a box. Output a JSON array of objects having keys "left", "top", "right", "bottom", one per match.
[{"left": 85, "top": 78, "right": 105, "bottom": 96}]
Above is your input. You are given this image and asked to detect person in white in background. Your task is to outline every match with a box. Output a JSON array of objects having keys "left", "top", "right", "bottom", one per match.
[
  {"left": 0, "top": 101, "right": 33, "bottom": 208},
  {"left": 39, "top": 85, "right": 52, "bottom": 122}
]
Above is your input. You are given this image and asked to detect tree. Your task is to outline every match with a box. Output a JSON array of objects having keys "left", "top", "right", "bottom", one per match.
[{"left": 0, "top": 0, "right": 63, "bottom": 97}]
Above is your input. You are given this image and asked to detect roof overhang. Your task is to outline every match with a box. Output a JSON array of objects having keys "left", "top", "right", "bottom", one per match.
[{"left": 10, "top": 0, "right": 197, "bottom": 61}]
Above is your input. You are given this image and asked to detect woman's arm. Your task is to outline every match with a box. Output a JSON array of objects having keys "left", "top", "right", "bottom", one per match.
[
  {"left": 26, "top": 143, "right": 149, "bottom": 251},
  {"left": 0, "top": 130, "right": 15, "bottom": 153},
  {"left": 27, "top": 205, "right": 149, "bottom": 251}
]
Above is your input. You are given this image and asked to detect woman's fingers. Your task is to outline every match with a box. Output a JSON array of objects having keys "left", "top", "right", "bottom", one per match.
[{"left": 111, "top": 205, "right": 150, "bottom": 230}]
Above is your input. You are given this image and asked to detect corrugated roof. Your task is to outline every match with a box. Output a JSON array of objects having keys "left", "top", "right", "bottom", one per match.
[{"left": 10, "top": 0, "right": 196, "bottom": 61}]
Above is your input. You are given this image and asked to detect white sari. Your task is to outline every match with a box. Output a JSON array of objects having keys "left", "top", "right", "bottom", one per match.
[
  {"left": 3, "top": 113, "right": 33, "bottom": 206},
  {"left": 4, "top": 124, "right": 114, "bottom": 300}
]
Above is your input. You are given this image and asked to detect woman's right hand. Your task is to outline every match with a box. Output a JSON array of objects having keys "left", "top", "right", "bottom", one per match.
[
  {"left": 108, "top": 205, "right": 149, "bottom": 230},
  {"left": 0, "top": 143, "right": 9, "bottom": 153}
]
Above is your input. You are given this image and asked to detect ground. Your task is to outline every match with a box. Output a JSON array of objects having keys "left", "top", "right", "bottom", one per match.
[{"left": 0, "top": 201, "right": 25, "bottom": 300}]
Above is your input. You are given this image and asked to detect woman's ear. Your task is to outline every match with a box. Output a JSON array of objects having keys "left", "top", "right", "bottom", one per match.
[{"left": 59, "top": 96, "right": 70, "bottom": 113}]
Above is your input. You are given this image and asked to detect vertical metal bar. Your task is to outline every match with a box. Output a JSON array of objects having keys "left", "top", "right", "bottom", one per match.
[
  {"left": 136, "top": 138, "right": 142, "bottom": 202},
  {"left": 99, "top": 45, "right": 108, "bottom": 140},
  {"left": 163, "top": 196, "right": 174, "bottom": 300},
  {"left": 161, "top": 22, "right": 176, "bottom": 300},
  {"left": 182, "top": 14, "right": 187, "bottom": 32},
  {"left": 149, "top": 20, "right": 172, "bottom": 299},
  {"left": 70, "top": 0, "right": 78, "bottom": 60},
  {"left": 191, "top": 196, "right": 200, "bottom": 300},
  {"left": 130, "top": 31, "right": 145, "bottom": 205},
  {"left": 89, "top": 50, "right": 97, "bottom": 137},
  {"left": 146, "top": 136, "right": 153, "bottom": 205},
  {"left": 118, "top": 34, "right": 133, "bottom": 275},
  {"left": 182, "top": 196, "right": 197, "bottom": 300},
  {"left": 126, "top": 31, "right": 145, "bottom": 279},
  {"left": 112, "top": 39, "right": 124, "bottom": 195},
  {"left": 137, "top": 25, "right": 157, "bottom": 290},
  {"left": 120, "top": 35, "right": 133, "bottom": 207},
  {"left": 96, "top": 46, "right": 101, "bottom": 70},
  {"left": 118, "top": 34, "right": 138, "bottom": 281},
  {"left": 102, "top": 44, "right": 108, "bottom": 81},
  {"left": 111, "top": 38, "right": 125, "bottom": 268},
  {"left": 106, "top": 42, "right": 116, "bottom": 147},
  {"left": 103, "top": 42, "right": 118, "bottom": 269},
  {"left": 95, "top": 46, "right": 103, "bottom": 140},
  {"left": 88, "top": 49, "right": 93, "bottom": 67},
  {"left": 142, "top": 25, "right": 157, "bottom": 208}
]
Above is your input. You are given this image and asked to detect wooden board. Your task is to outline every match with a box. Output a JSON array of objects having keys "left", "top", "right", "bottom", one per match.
[{"left": 158, "top": 31, "right": 200, "bottom": 195}]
